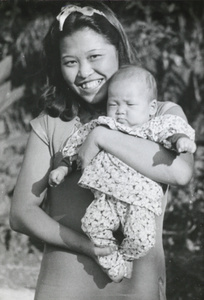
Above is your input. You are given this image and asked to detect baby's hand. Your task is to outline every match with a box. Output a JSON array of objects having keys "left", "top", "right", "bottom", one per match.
[
  {"left": 49, "top": 166, "right": 68, "bottom": 187},
  {"left": 176, "top": 137, "right": 197, "bottom": 154}
]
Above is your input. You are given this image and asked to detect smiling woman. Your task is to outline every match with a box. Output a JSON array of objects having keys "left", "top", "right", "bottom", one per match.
[
  {"left": 10, "top": 2, "right": 194, "bottom": 300},
  {"left": 60, "top": 28, "right": 119, "bottom": 104},
  {"left": 41, "top": 2, "right": 134, "bottom": 121}
]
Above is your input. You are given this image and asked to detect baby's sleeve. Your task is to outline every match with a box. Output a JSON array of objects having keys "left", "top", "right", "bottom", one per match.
[
  {"left": 62, "top": 119, "right": 98, "bottom": 157},
  {"left": 155, "top": 114, "right": 195, "bottom": 150}
]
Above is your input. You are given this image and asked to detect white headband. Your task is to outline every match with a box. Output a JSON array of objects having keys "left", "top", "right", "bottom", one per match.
[{"left": 56, "top": 5, "right": 106, "bottom": 31}]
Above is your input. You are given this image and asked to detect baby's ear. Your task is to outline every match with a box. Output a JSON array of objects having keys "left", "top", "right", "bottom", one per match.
[{"left": 149, "top": 99, "right": 157, "bottom": 116}]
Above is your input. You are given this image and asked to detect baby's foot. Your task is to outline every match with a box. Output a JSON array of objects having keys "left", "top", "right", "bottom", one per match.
[
  {"left": 108, "top": 261, "right": 130, "bottom": 283},
  {"left": 98, "top": 252, "right": 127, "bottom": 283},
  {"left": 124, "top": 261, "right": 133, "bottom": 279},
  {"left": 107, "top": 260, "right": 133, "bottom": 282}
]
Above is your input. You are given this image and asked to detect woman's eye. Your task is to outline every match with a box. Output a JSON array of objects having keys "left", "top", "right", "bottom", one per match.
[
  {"left": 64, "top": 60, "right": 77, "bottom": 67},
  {"left": 89, "top": 54, "right": 101, "bottom": 61}
]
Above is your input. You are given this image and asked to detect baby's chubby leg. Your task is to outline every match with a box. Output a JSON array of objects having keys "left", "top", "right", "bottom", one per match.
[
  {"left": 119, "top": 204, "right": 156, "bottom": 260},
  {"left": 81, "top": 193, "right": 128, "bottom": 282}
]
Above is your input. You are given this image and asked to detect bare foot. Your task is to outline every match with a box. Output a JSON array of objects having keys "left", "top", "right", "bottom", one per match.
[{"left": 124, "top": 261, "right": 133, "bottom": 279}]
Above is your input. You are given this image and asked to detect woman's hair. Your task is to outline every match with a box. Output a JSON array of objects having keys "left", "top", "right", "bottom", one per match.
[{"left": 41, "top": 1, "right": 138, "bottom": 121}]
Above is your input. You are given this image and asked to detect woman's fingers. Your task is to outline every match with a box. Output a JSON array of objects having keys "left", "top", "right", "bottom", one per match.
[{"left": 94, "top": 246, "right": 117, "bottom": 257}]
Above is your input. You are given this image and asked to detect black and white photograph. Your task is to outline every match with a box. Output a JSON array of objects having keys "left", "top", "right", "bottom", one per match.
[{"left": 0, "top": 1, "right": 203, "bottom": 299}]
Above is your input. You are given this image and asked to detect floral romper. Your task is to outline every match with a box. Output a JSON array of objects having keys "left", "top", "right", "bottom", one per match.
[{"left": 61, "top": 115, "right": 195, "bottom": 280}]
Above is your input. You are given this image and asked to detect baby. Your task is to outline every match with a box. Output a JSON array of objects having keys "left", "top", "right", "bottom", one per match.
[{"left": 49, "top": 65, "right": 196, "bottom": 282}]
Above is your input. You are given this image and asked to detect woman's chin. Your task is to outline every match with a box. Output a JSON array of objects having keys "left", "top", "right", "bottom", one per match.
[{"left": 89, "top": 87, "right": 108, "bottom": 105}]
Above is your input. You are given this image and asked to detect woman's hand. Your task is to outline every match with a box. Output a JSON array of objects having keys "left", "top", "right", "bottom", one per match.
[
  {"left": 59, "top": 224, "right": 115, "bottom": 262},
  {"left": 90, "top": 244, "right": 116, "bottom": 264},
  {"left": 78, "top": 126, "right": 106, "bottom": 169}
]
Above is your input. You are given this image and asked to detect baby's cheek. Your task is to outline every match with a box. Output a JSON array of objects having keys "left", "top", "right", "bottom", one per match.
[{"left": 107, "top": 110, "right": 115, "bottom": 118}]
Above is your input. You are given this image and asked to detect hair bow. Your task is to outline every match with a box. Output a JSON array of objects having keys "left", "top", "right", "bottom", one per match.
[{"left": 56, "top": 5, "right": 106, "bottom": 31}]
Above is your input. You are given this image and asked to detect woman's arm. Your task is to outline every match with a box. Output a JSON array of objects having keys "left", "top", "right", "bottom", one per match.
[
  {"left": 78, "top": 105, "right": 194, "bottom": 186},
  {"left": 10, "top": 130, "right": 113, "bottom": 259}
]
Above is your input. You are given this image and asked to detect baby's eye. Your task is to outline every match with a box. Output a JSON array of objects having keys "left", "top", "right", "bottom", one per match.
[{"left": 108, "top": 103, "right": 117, "bottom": 106}]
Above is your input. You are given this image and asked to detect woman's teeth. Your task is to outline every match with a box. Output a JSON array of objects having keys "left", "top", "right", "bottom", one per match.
[{"left": 81, "top": 80, "right": 102, "bottom": 90}]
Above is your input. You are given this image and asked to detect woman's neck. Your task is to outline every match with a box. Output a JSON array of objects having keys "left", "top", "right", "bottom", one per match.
[{"left": 78, "top": 104, "right": 106, "bottom": 124}]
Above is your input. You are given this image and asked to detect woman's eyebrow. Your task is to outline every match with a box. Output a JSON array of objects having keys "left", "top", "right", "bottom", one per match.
[
  {"left": 87, "top": 48, "right": 106, "bottom": 52},
  {"left": 61, "top": 54, "right": 75, "bottom": 59},
  {"left": 61, "top": 49, "right": 106, "bottom": 58}
]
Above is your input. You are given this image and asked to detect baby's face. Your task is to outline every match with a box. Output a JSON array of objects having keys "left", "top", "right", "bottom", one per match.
[{"left": 107, "top": 78, "right": 154, "bottom": 127}]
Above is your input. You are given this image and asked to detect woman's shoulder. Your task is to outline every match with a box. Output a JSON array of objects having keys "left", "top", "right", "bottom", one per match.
[
  {"left": 156, "top": 101, "right": 187, "bottom": 121},
  {"left": 31, "top": 112, "right": 78, "bottom": 132},
  {"left": 156, "top": 101, "right": 178, "bottom": 116},
  {"left": 30, "top": 113, "right": 80, "bottom": 155}
]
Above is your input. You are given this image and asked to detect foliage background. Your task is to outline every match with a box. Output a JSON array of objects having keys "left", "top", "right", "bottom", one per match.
[{"left": 0, "top": 0, "right": 203, "bottom": 299}]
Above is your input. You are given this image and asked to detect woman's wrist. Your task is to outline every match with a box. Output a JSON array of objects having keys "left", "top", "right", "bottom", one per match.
[
  {"left": 92, "top": 126, "right": 109, "bottom": 149},
  {"left": 78, "top": 126, "right": 109, "bottom": 169},
  {"left": 62, "top": 227, "right": 115, "bottom": 261}
]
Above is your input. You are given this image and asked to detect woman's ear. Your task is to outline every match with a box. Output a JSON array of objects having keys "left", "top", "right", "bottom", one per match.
[{"left": 149, "top": 99, "right": 157, "bottom": 116}]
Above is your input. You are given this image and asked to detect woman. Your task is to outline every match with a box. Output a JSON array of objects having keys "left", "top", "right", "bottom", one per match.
[{"left": 10, "top": 2, "right": 194, "bottom": 300}]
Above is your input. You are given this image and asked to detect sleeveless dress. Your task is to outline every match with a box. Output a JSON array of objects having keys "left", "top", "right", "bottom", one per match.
[{"left": 31, "top": 101, "right": 178, "bottom": 300}]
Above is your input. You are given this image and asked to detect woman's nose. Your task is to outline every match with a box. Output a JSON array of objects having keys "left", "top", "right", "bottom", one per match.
[{"left": 78, "top": 61, "right": 93, "bottom": 78}]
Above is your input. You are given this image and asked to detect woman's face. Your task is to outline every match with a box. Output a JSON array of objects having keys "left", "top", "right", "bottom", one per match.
[{"left": 60, "top": 28, "right": 119, "bottom": 104}]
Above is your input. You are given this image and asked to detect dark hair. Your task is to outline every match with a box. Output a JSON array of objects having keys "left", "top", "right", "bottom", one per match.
[{"left": 40, "top": 1, "right": 138, "bottom": 121}]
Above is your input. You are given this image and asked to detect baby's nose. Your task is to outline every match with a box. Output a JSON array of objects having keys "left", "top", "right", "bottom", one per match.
[{"left": 117, "top": 105, "right": 125, "bottom": 114}]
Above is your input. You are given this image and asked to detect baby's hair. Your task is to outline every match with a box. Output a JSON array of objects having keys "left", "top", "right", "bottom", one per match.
[
  {"left": 41, "top": 1, "right": 138, "bottom": 121},
  {"left": 110, "top": 65, "right": 158, "bottom": 101}
]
